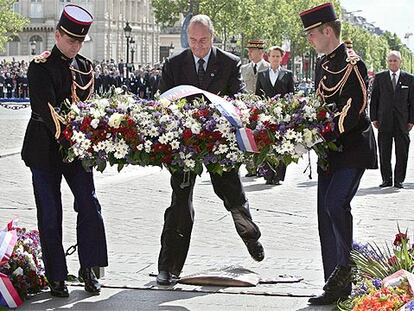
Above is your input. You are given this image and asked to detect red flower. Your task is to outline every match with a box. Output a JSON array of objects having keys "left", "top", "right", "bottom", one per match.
[
  {"left": 317, "top": 110, "right": 327, "bottom": 120},
  {"left": 195, "top": 109, "right": 209, "bottom": 118},
  {"left": 393, "top": 232, "right": 409, "bottom": 246},
  {"left": 321, "top": 123, "right": 333, "bottom": 135},
  {"left": 80, "top": 116, "right": 92, "bottom": 131},
  {"left": 263, "top": 121, "right": 277, "bottom": 132},
  {"left": 63, "top": 127, "right": 73, "bottom": 140},
  {"left": 182, "top": 128, "right": 193, "bottom": 141},
  {"left": 388, "top": 255, "right": 398, "bottom": 266}
]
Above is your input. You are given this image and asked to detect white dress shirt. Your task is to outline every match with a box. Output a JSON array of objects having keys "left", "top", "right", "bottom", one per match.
[{"left": 269, "top": 66, "right": 280, "bottom": 86}]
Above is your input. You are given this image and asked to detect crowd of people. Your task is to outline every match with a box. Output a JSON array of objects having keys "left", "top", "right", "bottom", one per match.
[
  {"left": 93, "top": 60, "right": 161, "bottom": 99},
  {"left": 0, "top": 58, "right": 162, "bottom": 100},
  {"left": 0, "top": 59, "right": 29, "bottom": 98}
]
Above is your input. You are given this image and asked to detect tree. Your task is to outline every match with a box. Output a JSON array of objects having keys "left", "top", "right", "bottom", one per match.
[{"left": 0, "top": 0, "right": 28, "bottom": 52}]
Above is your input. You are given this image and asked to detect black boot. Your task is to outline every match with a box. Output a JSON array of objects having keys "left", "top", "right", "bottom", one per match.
[
  {"left": 79, "top": 267, "right": 101, "bottom": 294},
  {"left": 49, "top": 281, "right": 69, "bottom": 298},
  {"left": 308, "top": 265, "right": 352, "bottom": 305}
]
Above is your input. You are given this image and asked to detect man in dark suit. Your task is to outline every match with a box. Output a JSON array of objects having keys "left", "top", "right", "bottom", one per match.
[
  {"left": 300, "top": 3, "right": 377, "bottom": 305},
  {"left": 256, "top": 45, "right": 295, "bottom": 185},
  {"left": 370, "top": 51, "right": 414, "bottom": 189},
  {"left": 21, "top": 4, "right": 107, "bottom": 298},
  {"left": 156, "top": 14, "right": 264, "bottom": 286}
]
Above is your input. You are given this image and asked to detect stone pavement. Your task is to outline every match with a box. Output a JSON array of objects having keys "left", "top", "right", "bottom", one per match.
[{"left": 1, "top": 106, "right": 414, "bottom": 310}]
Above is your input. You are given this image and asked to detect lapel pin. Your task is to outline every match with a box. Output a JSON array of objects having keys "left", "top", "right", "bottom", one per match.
[{"left": 210, "top": 73, "right": 215, "bottom": 77}]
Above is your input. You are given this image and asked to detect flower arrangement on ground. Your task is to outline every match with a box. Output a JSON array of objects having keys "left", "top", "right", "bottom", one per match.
[
  {"left": 0, "top": 221, "right": 47, "bottom": 308},
  {"left": 338, "top": 230, "right": 414, "bottom": 310}
]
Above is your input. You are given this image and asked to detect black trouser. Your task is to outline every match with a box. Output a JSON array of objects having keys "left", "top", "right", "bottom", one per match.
[
  {"left": 31, "top": 161, "right": 108, "bottom": 281},
  {"left": 317, "top": 168, "right": 364, "bottom": 294},
  {"left": 158, "top": 168, "right": 261, "bottom": 276},
  {"left": 378, "top": 128, "right": 410, "bottom": 184}
]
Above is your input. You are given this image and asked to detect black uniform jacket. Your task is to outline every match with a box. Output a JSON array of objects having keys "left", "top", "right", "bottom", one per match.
[
  {"left": 255, "top": 68, "right": 294, "bottom": 98},
  {"left": 158, "top": 46, "right": 244, "bottom": 97},
  {"left": 370, "top": 70, "right": 414, "bottom": 133},
  {"left": 21, "top": 46, "right": 94, "bottom": 171},
  {"left": 315, "top": 43, "right": 377, "bottom": 171}
]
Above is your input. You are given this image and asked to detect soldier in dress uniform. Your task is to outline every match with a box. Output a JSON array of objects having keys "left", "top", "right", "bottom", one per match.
[
  {"left": 241, "top": 39, "right": 270, "bottom": 177},
  {"left": 299, "top": 2, "right": 378, "bottom": 305},
  {"left": 21, "top": 4, "right": 108, "bottom": 298}
]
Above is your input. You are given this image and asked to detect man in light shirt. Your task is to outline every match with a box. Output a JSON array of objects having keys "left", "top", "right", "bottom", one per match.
[
  {"left": 255, "top": 46, "right": 294, "bottom": 185},
  {"left": 241, "top": 39, "right": 270, "bottom": 177}
]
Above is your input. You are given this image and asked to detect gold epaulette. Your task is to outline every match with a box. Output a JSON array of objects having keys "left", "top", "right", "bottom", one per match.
[
  {"left": 33, "top": 51, "right": 51, "bottom": 64},
  {"left": 344, "top": 40, "right": 360, "bottom": 65}
]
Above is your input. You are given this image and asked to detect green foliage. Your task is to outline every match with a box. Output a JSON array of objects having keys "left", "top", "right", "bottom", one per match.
[{"left": 0, "top": 0, "right": 28, "bottom": 52}]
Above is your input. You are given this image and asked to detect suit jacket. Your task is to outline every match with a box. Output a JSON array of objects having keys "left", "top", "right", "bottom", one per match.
[
  {"left": 158, "top": 47, "right": 244, "bottom": 96},
  {"left": 255, "top": 67, "right": 294, "bottom": 98},
  {"left": 21, "top": 46, "right": 94, "bottom": 171},
  {"left": 241, "top": 60, "right": 270, "bottom": 93},
  {"left": 370, "top": 70, "right": 414, "bottom": 133},
  {"left": 315, "top": 43, "right": 377, "bottom": 171}
]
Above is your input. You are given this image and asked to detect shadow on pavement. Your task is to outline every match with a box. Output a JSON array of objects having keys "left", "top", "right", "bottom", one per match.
[
  {"left": 356, "top": 183, "right": 414, "bottom": 196},
  {"left": 19, "top": 287, "right": 208, "bottom": 310},
  {"left": 296, "top": 180, "right": 318, "bottom": 188}
]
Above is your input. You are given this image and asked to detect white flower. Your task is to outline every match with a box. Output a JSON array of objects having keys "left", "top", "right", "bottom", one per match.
[
  {"left": 283, "top": 114, "right": 291, "bottom": 122},
  {"left": 90, "top": 118, "right": 100, "bottom": 129},
  {"left": 93, "top": 141, "right": 106, "bottom": 152},
  {"left": 105, "top": 141, "right": 116, "bottom": 153},
  {"left": 159, "top": 115, "right": 170, "bottom": 123},
  {"left": 144, "top": 140, "right": 152, "bottom": 153},
  {"left": 184, "top": 159, "right": 195, "bottom": 169},
  {"left": 108, "top": 113, "right": 124, "bottom": 128},
  {"left": 114, "top": 139, "right": 129, "bottom": 159},
  {"left": 170, "top": 140, "right": 180, "bottom": 150},
  {"left": 148, "top": 127, "right": 159, "bottom": 137},
  {"left": 137, "top": 144, "right": 144, "bottom": 151},
  {"left": 158, "top": 134, "right": 168, "bottom": 144},
  {"left": 72, "top": 130, "right": 86, "bottom": 143},
  {"left": 217, "top": 144, "right": 229, "bottom": 154},
  {"left": 285, "top": 129, "right": 297, "bottom": 140}
]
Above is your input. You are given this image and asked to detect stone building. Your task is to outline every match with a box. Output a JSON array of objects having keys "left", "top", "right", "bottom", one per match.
[{"left": 2, "top": 0, "right": 161, "bottom": 66}]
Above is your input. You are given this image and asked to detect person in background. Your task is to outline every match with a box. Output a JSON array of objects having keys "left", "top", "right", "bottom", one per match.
[
  {"left": 241, "top": 39, "right": 270, "bottom": 177},
  {"left": 255, "top": 45, "right": 294, "bottom": 185},
  {"left": 370, "top": 50, "right": 414, "bottom": 189}
]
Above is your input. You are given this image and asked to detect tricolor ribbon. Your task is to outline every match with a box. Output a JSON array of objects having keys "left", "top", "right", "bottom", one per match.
[
  {"left": 160, "top": 85, "right": 258, "bottom": 153},
  {"left": 0, "top": 220, "right": 23, "bottom": 308},
  {"left": 0, "top": 273, "right": 23, "bottom": 308}
]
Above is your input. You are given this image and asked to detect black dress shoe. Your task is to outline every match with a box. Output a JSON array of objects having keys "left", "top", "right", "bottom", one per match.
[
  {"left": 156, "top": 270, "right": 172, "bottom": 285},
  {"left": 244, "top": 240, "right": 265, "bottom": 262},
  {"left": 49, "top": 281, "right": 69, "bottom": 298},
  {"left": 394, "top": 182, "right": 404, "bottom": 189},
  {"left": 308, "top": 290, "right": 349, "bottom": 305},
  {"left": 323, "top": 265, "right": 352, "bottom": 291},
  {"left": 379, "top": 181, "right": 392, "bottom": 187},
  {"left": 308, "top": 265, "right": 351, "bottom": 305},
  {"left": 79, "top": 267, "right": 101, "bottom": 294}
]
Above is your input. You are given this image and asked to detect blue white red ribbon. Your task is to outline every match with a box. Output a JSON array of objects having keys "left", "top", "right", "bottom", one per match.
[
  {"left": 160, "top": 85, "right": 258, "bottom": 153},
  {"left": 0, "top": 220, "right": 23, "bottom": 308}
]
